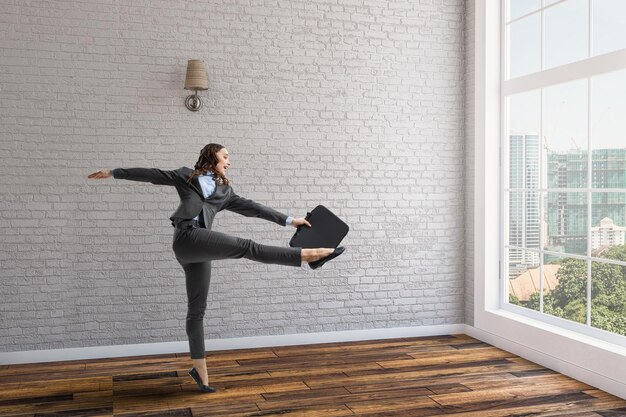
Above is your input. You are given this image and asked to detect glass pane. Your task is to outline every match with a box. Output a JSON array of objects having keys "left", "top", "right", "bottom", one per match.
[
  {"left": 508, "top": 14, "right": 541, "bottom": 78},
  {"left": 544, "top": 0, "right": 561, "bottom": 6},
  {"left": 544, "top": 0, "right": 589, "bottom": 69},
  {"left": 507, "top": 247, "right": 541, "bottom": 312},
  {"left": 543, "top": 79, "right": 588, "bottom": 189},
  {"left": 544, "top": 255, "right": 588, "bottom": 325},
  {"left": 507, "top": 191, "right": 541, "bottom": 250},
  {"left": 509, "top": 135, "right": 541, "bottom": 189},
  {"left": 508, "top": 0, "right": 541, "bottom": 21},
  {"left": 592, "top": 0, "right": 626, "bottom": 56},
  {"left": 508, "top": 90, "right": 541, "bottom": 190},
  {"left": 591, "top": 261, "right": 626, "bottom": 336},
  {"left": 544, "top": 192, "right": 588, "bottom": 255},
  {"left": 591, "top": 192, "right": 626, "bottom": 261},
  {"left": 591, "top": 68, "right": 626, "bottom": 189}
]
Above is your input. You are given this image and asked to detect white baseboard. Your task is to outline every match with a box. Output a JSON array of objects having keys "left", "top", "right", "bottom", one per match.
[
  {"left": 0, "top": 324, "right": 466, "bottom": 365},
  {"left": 463, "top": 324, "right": 626, "bottom": 401}
]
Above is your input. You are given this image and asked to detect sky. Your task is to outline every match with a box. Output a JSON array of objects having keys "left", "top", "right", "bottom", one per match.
[{"left": 506, "top": 0, "right": 626, "bottom": 150}]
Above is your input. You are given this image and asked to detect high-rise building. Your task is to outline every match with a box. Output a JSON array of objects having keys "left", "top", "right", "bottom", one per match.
[
  {"left": 509, "top": 134, "right": 540, "bottom": 278},
  {"left": 509, "top": 136, "right": 626, "bottom": 278},
  {"left": 546, "top": 148, "right": 626, "bottom": 256},
  {"left": 591, "top": 217, "right": 625, "bottom": 251}
]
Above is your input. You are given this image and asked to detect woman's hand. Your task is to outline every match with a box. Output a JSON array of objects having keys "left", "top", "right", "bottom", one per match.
[
  {"left": 87, "top": 169, "right": 113, "bottom": 179},
  {"left": 291, "top": 217, "right": 312, "bottom": 228}
]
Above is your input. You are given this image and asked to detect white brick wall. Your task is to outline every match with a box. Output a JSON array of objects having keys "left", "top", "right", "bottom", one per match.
[{"left": 0, "top": 0, "right": 467, "bottom": 353}]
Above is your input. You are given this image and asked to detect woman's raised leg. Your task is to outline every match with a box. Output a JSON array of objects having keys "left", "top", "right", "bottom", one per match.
[{"left": 174, "top": 227, "right": 303, "bottom": 266}]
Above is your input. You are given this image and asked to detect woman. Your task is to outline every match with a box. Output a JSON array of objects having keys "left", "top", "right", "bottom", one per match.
[{"left": 87, "top": 143, "right": 345, "bottom": 393}]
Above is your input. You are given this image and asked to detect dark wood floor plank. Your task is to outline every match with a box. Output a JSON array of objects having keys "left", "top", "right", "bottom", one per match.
[
  {"left": 190, "top": 400, "right": 262, "bottom": 416},
  {"left": 112, "top": 392, "right": 173, "bottom": 415},
  {"left": 344, "top": 395, "right": 442, "bottom": 415},
  {"left": 376, "top": 357, "right": 515, "bottom": 371},
  {"left": 239, "top": 404, "right": 356, "bottom": 417},
  {"left": 0, "top": 360, "right": 196, "bottom": 385},
  {"left": 0, "top": 393, "right": 113, "bottom": 416},
  {"left": 404, "top": 345, "right": 516, "bottom": 361},
  {"left": 450, "top": 342, "right": 492, "bottom": 350},
  {"left": 343, "top": 371, "right": 520, "bottom": 394},
  {"left": 302, "top": 362, "right": 545, "bottom": 390},
  {"left": 257, "top": 384, "right": 434, "bottom": 411},
  {"left": 204, "top": 349, "right": 280, "bottom": 361},
  {"left": 340, "top": 360, "right": 545, "bottom": 380},
  {"left": 0, "top": 376, "right": 109, "bottom": 400},
  {"left": 116, "top": 407, "right": 192, "bottom": 417},
  {"left": 239, "top": 347, "right": 431, "bottom": 368},
  {"left": 595, "top": 407, "right": 626, "bottom": 417},
  {"left": 462, "top": 372, "right": 595, "bottom": 392},
  {"left": 0, "top": 362, "right": 87, "bottom": 377},
  {"left": 271, "top": 336, "right": 483, "bottom": 358},
  {"left": 424, "top": 391, "right": 625, "bottom": 416},
  {"left": 427, "top": 386, "right": 625, "bottom": 416},
  {"left": 34, "top": 406, "right": 113, "bottom": 417},
  {"left": 203, "top": 372, "right": 347, "bottom": 391},
  {"left": 268, "top": 361, "right": 385, "bottom": 379},
  {"left": 169, "top": 393, "right": 266, "bottom": 413},
  {"left": 509, "top": 367, "right": 559, "bottom": 377}
]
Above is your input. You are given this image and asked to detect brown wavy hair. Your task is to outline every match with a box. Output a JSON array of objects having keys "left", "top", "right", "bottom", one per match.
[{"left": 185, "top": 143, "right": 231, "bottom": 186}]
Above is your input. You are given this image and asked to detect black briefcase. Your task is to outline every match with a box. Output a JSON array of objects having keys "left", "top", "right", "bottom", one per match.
[{"left": 289, "top": 205, "right": 349, "bottom": 249}]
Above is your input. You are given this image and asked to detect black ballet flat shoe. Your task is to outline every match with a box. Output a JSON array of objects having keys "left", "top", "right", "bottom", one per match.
[
  {"left": 188, "top": 367, "right": 217, "bottom": 393},
  {"left": 309, "top": 246, "right": 346, "bottom": 270}
]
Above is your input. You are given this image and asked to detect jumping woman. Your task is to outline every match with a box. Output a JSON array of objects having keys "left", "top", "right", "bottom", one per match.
[{"left": 87, "top": 143, "right": 345, "bottom": 393}]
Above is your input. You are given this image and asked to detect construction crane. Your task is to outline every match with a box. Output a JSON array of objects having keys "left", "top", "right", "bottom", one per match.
[
  {"left": 544, "top": 135, "right": 551, "bottom": 153},
  {"left": 570, "top": 137, "right": 581, "bottom": 151}
]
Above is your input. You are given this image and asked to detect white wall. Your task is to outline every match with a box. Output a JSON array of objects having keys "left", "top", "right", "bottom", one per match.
[{"left": 0, "top": 0, "right": 468, "bottom": 354}]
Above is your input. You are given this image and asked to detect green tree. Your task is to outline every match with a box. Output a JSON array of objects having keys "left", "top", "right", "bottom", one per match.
[
  {"left": 515, "top": 245, "right": 626, "bottom": 336},
  {"left": 509, "top": 293, "right": 521, "bottom": 306},
  {"left": 525, "top": 291, "right": 540, "bottom": 311}
]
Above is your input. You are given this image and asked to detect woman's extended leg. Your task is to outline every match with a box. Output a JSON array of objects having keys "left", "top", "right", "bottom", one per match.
[{"left": 174, "top": 227, "right": 303, "bottom": 266}]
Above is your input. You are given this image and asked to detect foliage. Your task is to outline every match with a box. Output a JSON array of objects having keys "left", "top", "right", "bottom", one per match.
[{"left": 514, "top": 245, "right": 626, "bottom": 336}]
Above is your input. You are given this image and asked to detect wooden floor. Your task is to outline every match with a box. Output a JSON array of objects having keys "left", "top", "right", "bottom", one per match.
[{"left": 0, "top": 334, "right": 625, "bottom": 416}]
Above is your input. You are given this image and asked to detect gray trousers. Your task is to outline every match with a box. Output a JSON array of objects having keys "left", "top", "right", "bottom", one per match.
[{"left": 171, "top": 222, "right": 302, "bottom": 359}]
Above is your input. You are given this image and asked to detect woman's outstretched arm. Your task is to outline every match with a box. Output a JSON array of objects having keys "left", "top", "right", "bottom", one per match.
[
  {"left": 224, "top": 192, "right": 293, "bottom": 226},
  {"left": 87, "top": 168, "right": 178, "bottom": 186}
]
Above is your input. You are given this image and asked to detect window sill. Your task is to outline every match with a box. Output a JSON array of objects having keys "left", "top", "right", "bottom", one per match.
[
  {"left": 485, "top": 306, "right": 626, "bottom": 356},
  {"left": 474, "top": 305, "right": 626, "bottom": 398}
]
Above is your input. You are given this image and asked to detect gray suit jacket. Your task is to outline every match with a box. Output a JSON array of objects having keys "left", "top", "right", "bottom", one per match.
[{"left": 111, "top": 166, "right": 290, "bottom": 229}]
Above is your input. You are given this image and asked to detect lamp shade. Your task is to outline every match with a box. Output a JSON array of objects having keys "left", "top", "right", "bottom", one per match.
[{"left": 184, "top": 59, "right": 208, "bottom": 90}]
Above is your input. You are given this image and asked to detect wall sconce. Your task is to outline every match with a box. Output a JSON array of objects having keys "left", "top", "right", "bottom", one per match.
[{"left": 184, "top": 59, "right": 209, "bottom": 111}]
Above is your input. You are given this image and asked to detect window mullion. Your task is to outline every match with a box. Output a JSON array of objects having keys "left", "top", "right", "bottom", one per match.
[
  {"left": 539, "top": 1, "right": 545, "bottom": 71},
  {"left": 500, "top": 0, "right": 507, "bottom": 307},
  {"left": 586, "top": 31, "right": 592, "bottom": 325},
  {"left": 587, "top": 0, "right": 593, "bottom": 58},
  {"left": 537, "top": 88, "right": 548, "bottom": 313}
]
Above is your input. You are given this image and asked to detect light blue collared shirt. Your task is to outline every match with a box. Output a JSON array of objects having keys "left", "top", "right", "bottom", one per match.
[{"left": 194, "top": 172, "right": 293, "bottom": 226}]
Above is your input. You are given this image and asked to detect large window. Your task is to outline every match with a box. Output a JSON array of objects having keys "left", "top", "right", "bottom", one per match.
[{"left": 502, "top": 0, "right": 626, "bottom": 345}]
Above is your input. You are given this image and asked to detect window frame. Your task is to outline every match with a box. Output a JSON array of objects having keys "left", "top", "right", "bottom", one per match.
[
  {"left": 500, "top": 0, "right": 626, "bottom": 348},
  {"left": 474, "top": 0, "right": 626, "bottom": 399}
]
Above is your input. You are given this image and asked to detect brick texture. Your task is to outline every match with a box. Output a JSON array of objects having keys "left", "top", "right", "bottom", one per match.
[{"left": 0, "top": 0, "right": 467, "bottom": 353}]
